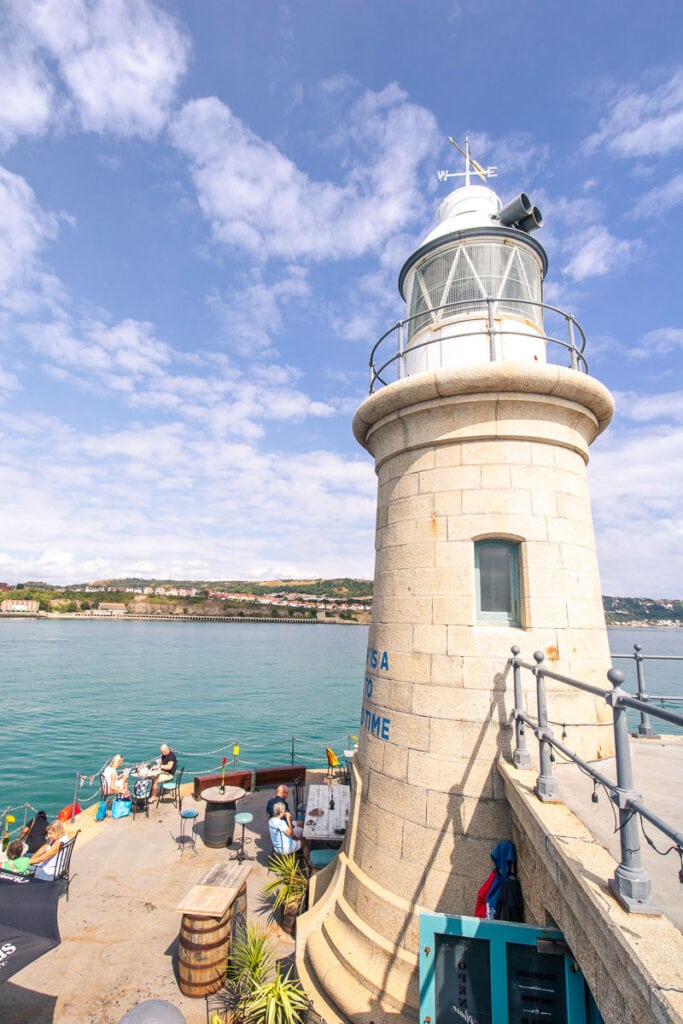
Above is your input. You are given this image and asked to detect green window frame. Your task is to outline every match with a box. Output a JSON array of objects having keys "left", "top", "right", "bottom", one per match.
[{"left": 475, "top": 539, "right": 521, "bottom": 626}]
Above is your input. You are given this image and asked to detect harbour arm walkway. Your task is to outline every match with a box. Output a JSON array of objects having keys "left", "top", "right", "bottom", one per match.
[
  {"left": 0, "top": 777, "right": 325, "bottom": 1024},
  {"left": 552, "top": 733, "right": 683, "bottom": 932}
]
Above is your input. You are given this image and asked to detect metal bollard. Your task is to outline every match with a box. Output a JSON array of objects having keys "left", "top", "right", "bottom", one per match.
[{"left": 606, "top": 668, "right": 657, "bottom": 913}]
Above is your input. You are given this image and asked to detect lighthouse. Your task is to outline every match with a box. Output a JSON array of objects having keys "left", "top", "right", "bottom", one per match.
[{"left": 297, "top": 140, "right": 615, "bottom": 1023}]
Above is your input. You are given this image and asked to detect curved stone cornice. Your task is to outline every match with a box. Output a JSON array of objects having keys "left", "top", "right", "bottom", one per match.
[{"left": 353, "top": 363, "right": 614, "bottom": 451}]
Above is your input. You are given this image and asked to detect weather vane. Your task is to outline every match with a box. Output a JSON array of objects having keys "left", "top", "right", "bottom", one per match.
[{"left": 437, "top": 135, "right": 497, "bottom": 187}]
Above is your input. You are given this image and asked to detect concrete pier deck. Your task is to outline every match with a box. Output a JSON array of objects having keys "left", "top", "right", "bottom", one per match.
[
  {"left": 0, "top": 776, "right": 327, "bottom": 1024},
  {"left": 553, "top": 733, "right": 683, "bottom": 932}
]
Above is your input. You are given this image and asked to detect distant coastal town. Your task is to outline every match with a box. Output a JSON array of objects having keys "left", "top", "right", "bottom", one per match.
[
  {"left": 0, "top": 578, "right": 681, "bottom": 627},
  {"left": 0, "top": 577, "right": 373, "bottom": 625}
]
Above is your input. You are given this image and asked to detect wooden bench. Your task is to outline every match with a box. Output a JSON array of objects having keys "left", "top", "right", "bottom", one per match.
[{"left": 193, "top": 764, "right": 307, "bottom": 800}]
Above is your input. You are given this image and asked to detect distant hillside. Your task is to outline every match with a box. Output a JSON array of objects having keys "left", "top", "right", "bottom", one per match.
[
  {"left": 79, "top": 577, "right": 374, "bottom": 599},
  {"left": 5, "top": 579, "right": 683, "bottom": 626},
  {"left": 603, "top": 595, "right": 683, "bottom": 625}
]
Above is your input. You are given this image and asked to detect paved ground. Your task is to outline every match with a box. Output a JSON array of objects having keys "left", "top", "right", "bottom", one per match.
[
  {"left": 0, "top": 775, "right": 328, "bottom": 1024},
  {"left": 553, "top": 734, "right": 683, "bottom": 931}
]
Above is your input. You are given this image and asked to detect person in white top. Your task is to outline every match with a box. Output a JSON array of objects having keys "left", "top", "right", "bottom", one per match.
[
  {"left": 103, "top": 754, "right": 130, "bottom": 796},
  {"left": 30, "top": 820, "right": 68, "bottom": 880}
]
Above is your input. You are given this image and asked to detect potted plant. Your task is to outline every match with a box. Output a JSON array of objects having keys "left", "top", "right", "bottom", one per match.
[
  {"left": 245, "top": 967, "right": 309, "bottom": 1024},
  {"left": 209, "top": 924, "right": 308, "bottom": 1024},
  {"left": 261, "top": 853, "right": 308, "bottom": 936}
]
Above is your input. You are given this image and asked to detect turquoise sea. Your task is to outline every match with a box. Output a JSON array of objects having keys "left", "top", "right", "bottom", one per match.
[{"left": 0, "top": 620, "right": 681, "bottom": 829}]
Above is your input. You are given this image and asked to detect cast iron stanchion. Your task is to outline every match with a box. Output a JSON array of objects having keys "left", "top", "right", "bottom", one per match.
[
  {"left": 533, "top": 651, "right": 559, "bottom": 801},
  {"left": 633, "top": 645, "right": 658, "bottom": 738},
  {"left": 510, "top": 646, "right": 531, "bottom": 768},
  {"left": 606, "top": 668, "right": 658, "bottom": 914}
]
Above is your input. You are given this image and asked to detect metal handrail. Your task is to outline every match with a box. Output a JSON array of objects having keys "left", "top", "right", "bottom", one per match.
[
  {"left": 367, "top": 298, "right": 588, "bottom": 393},
  {"left": 509, "top": 645, "right": 683, "bottom": 915},
  {"left": 612, "top": 643, "right": 683, "bottom": 736}
]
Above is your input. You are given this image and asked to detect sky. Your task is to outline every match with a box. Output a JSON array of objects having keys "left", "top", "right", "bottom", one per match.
[{"left": 0, "top": 0, "right": 682, "bottom": 597}]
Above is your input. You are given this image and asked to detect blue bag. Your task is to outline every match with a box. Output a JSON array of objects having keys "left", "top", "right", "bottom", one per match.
[
  {"left": 95, "top": 800, "right": 108, "bottom": 821},
  {"left": 111, "top": 798, "right": 132, "bottom": 819}
]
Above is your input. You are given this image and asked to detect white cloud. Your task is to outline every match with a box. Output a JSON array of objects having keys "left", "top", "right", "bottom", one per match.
[
  {"left": 2, "top": 0, "right": 189, "bottom": 142},
  {"left": 170, "top": 85, "right": 439, "bottom": 262},
  {"left": 611, "top": 388, "right": 683, "bottom": 422},
  {"left": 467, "top": 130, "right": 550, "bottom": 178},
  {"left": 561, "top": 225, "right": 637, "bottom": 282},
  {"left": 634, "top": 172, "right": 683, "bottom": 217},
  {"left": 207, "top": 268, "right": 310, "bottom": 358},
  {"left": 626, "top": 328, "right": 683, "bottom": 360},
  {"left": 0, "top": 166, "right": 61, "bottom": 297},
  {"left": 584, "top": 68, "right": 683, "bottom": 158},
  {"left": 0, "top": 41, "right": 55, "bottom": 147},
  {"left": 590, "top": 422, "right": 683, "bottom": 597},
  {"left": 0, "top": 412, "right": 377, "bottom": 583}
]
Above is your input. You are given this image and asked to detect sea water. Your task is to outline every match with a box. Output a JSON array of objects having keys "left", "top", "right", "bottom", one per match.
[
  {"left": 0, "top": 619, "right": 368, "bottom": 823},
  {"left": 0, "top": 620, "right": 681, "bottom": 823}
]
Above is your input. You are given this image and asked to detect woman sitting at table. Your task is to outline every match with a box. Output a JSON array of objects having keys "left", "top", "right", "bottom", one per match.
[
  {"left": 268, "top": 801, "right": 310, "bottom": 863},
  {"left": 30, "top": 820, "right": 68, "bottom": 881},
  {"left": 103, "top": 754, "right": 130, "bottom": 797}
]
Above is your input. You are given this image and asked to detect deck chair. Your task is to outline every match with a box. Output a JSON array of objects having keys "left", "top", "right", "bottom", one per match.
[
  {"left": 53, "top": 829, "right": 80, "bottom": 901},
  {"left": 156, "top": 766, "right": 183, "bottom": 808},
  {"left": 325, "top": 747, "right": 341, "bottom": 779}
]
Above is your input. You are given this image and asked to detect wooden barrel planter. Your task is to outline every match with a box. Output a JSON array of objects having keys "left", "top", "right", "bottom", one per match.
[{"left": 177, "top": 882, "right": 247, "bottom": 998}]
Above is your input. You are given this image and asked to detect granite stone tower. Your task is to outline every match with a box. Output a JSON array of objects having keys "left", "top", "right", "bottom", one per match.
[{"left": 297, "top": 144, "right": 615, "bottom": 1023}]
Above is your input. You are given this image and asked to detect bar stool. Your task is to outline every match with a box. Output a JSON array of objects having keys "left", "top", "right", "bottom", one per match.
[
  {"left": 179, "top": 802, "right": 198, "bottom": 854},
  {"left": 231, "top": 811, "right": 254, "bottom": 862}
]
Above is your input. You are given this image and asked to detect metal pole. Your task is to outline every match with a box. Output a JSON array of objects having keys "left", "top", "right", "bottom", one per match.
[
  {"left": 398, "top": 321, "right": 405, "bottom": 380},
  {"left": 510, "top": 646, "right": 531, "bottom": 768},
  {"left": 291, "top": 736, "right": 296, "bottom": 766},
  {"left": 606, "top": 669, "right": 657, "bottom": 913},
  {"left": 533, "top": 651, "right": 559, "bottom": 800},
  {"left": 633, "top": 645, "right": 657, "bottom": 738},
  {"left": 487, "top": 298, "right": 497, "bottom": 361},
  {"left": 70, "top": 773, "right": 79, "bottom": 823},
  {"left": 567, "top": 317, "right": 578, "bottom": 371}
]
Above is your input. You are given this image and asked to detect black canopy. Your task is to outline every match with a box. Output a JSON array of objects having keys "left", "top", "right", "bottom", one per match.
[{"left": 0, "top": 876, "right": 61, "bottom": 982}]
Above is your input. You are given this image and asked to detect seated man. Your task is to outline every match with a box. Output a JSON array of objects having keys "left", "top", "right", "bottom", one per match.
[
  {"left": 268, "top": 801, "right": 309, "bottom": 863},
  {"left": 152, "top": 743, "right": 177, "bottom": 798},
  {"left": 266, "top": 785, "right": 303, "bottom": 837}
]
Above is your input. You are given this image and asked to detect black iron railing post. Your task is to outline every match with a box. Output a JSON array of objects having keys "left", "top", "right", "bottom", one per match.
[
  {"left": 533, "top": 651, "right": 559, "bottom": 801},
  {"left": 633, "top": 644, "right": 658, "bottom": 738},
  {"left": 510, "top": 646, "right": 531, "bottom": 768},
  {"left": 606, "top": 668, "right": 657, "bottom": 913}
]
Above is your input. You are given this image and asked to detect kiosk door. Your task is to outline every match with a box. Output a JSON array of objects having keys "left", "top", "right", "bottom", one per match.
[{"left": 419, "top": 914, "right": 602, "bottom": 1024}]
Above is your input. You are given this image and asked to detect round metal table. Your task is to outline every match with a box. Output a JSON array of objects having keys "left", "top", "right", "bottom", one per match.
[{"left": 200, "top": 785, "right": 246, "bottom": 848}]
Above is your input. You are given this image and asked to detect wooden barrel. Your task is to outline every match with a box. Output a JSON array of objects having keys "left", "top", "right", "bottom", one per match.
[{"left": 177, "top": 883, "right": 247, "bottom": 998}]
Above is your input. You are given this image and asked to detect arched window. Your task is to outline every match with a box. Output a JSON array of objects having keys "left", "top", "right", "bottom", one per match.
[{"left": 474, "top": 540, "right": 521, "bottom": 626}]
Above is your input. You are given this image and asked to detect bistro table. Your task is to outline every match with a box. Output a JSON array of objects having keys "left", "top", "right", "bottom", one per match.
[
  {"left": 200, "top": 786, "right": 246, "bottom": 848},
  {"left": 302, "top": 783, "right": 350, "bottom": 844}
]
